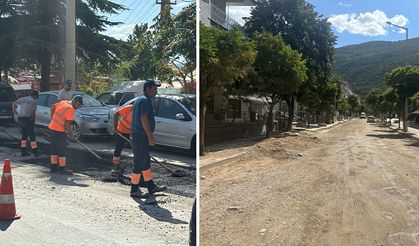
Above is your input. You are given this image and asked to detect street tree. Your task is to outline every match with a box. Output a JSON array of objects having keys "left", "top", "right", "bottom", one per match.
[
  {"left": 347, "top": 94, "right": 360, "bottom": 117},
  {"left": 245, "top": 0, "right": 336, "bottom": 125},
  {"left": 200, "top": 24, "right": 255, "bottom": 155},
  {"left": 385, "top": 65, "right": 419, "bottom": 130},
  {"left": 366, "top": 88, "right": 383, "bottom": 116},
  {"left": 251, "top": 32, "right": 306, "bottom": 137},
  {"left": 15, "top": 0, "right": 124, "bottom": 91}
]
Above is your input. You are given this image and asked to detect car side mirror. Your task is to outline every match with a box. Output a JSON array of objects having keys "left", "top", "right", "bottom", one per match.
[{"left": 176, "top": 113, "right": 186, "bottom": 120}]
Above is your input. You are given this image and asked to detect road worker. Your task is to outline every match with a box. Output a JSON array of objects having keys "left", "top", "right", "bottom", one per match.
[
  {"left": 48, "top": 95, "right": 83, "bottom": 175},
  {"left": 111, "top": 103, "right": 133, "bottom": 174},
  {"left": 57, "top": 80, "right": 74, "bottom": 101},
  {"left": 12, "top": 90, "right": 39, "bottom": 157},
  {"left": 130, "top": 80, "right": 166, "bottom": 198}
]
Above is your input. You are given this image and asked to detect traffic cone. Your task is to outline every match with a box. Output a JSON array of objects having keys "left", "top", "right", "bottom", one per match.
[{"left": 0, "top": 159, "right": 21, "bottom": 220}]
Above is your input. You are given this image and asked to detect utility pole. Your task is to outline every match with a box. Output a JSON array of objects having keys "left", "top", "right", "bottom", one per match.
[
  {"left": 156, "top": 0, "right": 176, "bottom": 20},
  {"left": 65, "top": 0, "right": 76, "bottom": 90},
  {"left": 386, "top": 21, "right": 409, "bottom": 132}
]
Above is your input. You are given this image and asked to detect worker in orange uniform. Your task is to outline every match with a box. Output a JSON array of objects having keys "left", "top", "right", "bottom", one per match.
[
  {"left": 48, "top": 95, "right": 83, "bottom": 175},
  {"left": 111, "top": 104, "right": 133, "bottom": 175}
]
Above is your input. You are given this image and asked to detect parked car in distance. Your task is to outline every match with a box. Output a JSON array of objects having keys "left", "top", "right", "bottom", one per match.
[
  {"left": 0, "top": 82, "right": 18, "bottom": 123},
  {"left": 108, "top": 94, "right": 196, "bottom": 153},
  {"left": 360, "top": 112, "right": 366, "bottom": 119},
  {"left": 367, "top": 116, "right": 375, "bottom": 123},
  {"left": 35, "top": 91, "right": 110, "bottom": 139},
  {"left": 96, "top": 80, "right": 181, "bottom": 108}
]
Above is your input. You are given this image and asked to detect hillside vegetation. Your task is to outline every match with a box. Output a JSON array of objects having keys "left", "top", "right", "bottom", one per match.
[{"left": 334, "top": 37, "right": 419, "bottom": 98}]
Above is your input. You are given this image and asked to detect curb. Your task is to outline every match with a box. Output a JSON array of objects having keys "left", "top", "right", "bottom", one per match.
[
  {"left": 201, "top": 152, "right": 248, "bottom": 172},
  {"left": 387, "top": 125, "right": 419, "bottom": 141}
]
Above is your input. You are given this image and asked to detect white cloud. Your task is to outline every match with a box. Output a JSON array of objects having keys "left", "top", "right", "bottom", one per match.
[
  {"left": 103, "top": 24, "right": 137, "bottom": 40},
  {"left": 338, "top": 2, "right": 352, "bottom": 8},
  {"left": 328, "top": 10, "right": 408, "bottom": 36},
  {"left": 227, "top": 6, "right": 252, "bottom": 25}
]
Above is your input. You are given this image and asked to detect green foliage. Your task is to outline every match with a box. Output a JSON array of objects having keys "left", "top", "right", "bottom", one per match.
[
  {"left": 0, "top": 0, "right": 124, "bottom": 90},
  {"left": 245, "top": 0, "right": 336, "bottom": 81},
  {"left": 251, "top": 32, "right": 306, "bottom": 108},
  {"left": 385, "top": 65, "right": 419, "bottom": 100},
  {"left": 347, "top": 94, "right": 360, "bottom": 114},
  {"left": 200, "top": 24, "right": 256, "bottom": 101},
  {"left": 366, "top": 88, "right": 383, "bottom": 115}
]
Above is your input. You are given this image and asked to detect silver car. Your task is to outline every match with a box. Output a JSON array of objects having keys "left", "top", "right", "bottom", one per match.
[
  {"left": 35, "top": 91, "right": 110, "bottom": 139},
  {"left": 108, "top": 94, "right": 196, "bottom": 153}
]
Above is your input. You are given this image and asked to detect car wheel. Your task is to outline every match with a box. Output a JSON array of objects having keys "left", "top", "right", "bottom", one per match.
[
  {"left": 70, "top": 122, "right": 81, "bottom": 140},
  {"left": 189, "top": 135, "right": 196, "bottom": 155}
]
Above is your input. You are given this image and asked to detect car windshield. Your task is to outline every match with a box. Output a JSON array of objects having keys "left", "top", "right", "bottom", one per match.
[
  {"left": 96, "top": 92, "right": 122, "bottom": 105},
  {"left": 0, "top": 87, "right": 17, "bottom": 102},
  {"left": 178, "top": 97, "right": 196, "bottom": 115},
  {"left": 74, "top": 94, "right": 102, "bottom": 107}
]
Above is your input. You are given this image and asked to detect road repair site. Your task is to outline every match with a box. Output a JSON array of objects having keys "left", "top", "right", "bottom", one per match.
[{"left": 0, "top": 124, "right": 196, "bottom": 245}]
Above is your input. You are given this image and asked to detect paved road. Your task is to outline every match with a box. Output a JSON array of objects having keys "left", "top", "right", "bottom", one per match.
[
  {"left": 0, "top": 124, "right": 195, "bottom": 169},
  {"left": 0, "top": 146, "right": 194, "bottom": 245},
  {"left": 201, "top": 119, "right": 419, "bottom": 245},
  {"left": 0, "top": 123, "right": 195, "bottom": 245}
]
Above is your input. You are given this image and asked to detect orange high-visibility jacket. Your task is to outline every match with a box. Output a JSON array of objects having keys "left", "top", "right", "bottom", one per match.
[
  {"left": 48, "top": 101, "right": 75, "bottom": 132},
  {"left": 117, "top": 104, "right": 133, "bottom": 134}
]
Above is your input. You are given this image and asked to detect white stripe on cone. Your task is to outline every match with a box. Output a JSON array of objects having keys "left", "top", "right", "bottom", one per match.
[{"left": 0, "top": 194, "right": 15, "bottom": 204}]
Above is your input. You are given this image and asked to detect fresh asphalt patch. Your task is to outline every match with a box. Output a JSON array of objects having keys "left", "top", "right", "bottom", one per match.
[{"left": 0, "top": 135, "right": 196, "bottom": 198}]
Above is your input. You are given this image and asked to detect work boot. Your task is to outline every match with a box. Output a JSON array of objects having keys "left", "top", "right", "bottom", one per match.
[
  {"left": 130, "top": 189, "right": 148, "bottom": 198},
  {"left": 146, "top": 180, "right": 167, "bottom": 194},
  {"left": 58, "top": 166, "right": 73, "bottom": 175},
  {"left": 21, "top": 149, "right": 30, "bottom": 157},
  {"left": 33, "top": 148, "right": 40, "bottom": 158},
  {"left": 50, "top": 165, "right": 58, "bottom": 173},
  {"left": 111, "top": 165, "right": 123, "bottom": 175}
]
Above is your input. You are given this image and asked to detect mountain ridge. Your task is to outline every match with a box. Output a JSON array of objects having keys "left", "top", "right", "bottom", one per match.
[{"left": 333, "top": 37, "right": 419, "bottom": 98}]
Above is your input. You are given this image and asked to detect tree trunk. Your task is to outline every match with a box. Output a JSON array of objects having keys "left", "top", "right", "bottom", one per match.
[
  {"left": 285, "top": 96, "right": 295, "bottom": 131},
  {"left": 398, "top": 107, "right": 401, "bottom": 129},
  {"left": 199, "top": 99, "right": 207, "bottom": 156},
  {"left": 40, "top": 51, "right": 52, "bottom": 92},
  {"left": 265, "top": 107, "right": 273, "bottom": 138}
]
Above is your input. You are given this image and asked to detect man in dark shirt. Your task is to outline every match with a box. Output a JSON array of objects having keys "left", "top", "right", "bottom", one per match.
[{"left": 130, "top": 80, "right": 166, "bottom": 198}]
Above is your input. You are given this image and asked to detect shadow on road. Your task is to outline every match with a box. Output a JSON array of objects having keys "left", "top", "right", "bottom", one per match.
[
  {"left": 366, "top": 134, "right": 408, "bottom": 140},
  {"left": 48, "top": 174, "right": 89, "bottom": 187},
  {"left": 0, "top": 220, "right": 13, "bottom": 231},
  {"left": 132, "top": 196, "right": 188, "bottom": 225},
  {"left": 406, "top": 141, "right": 419, "bottom": 148}
]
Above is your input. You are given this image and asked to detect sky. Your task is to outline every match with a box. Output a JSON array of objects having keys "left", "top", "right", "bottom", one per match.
[
  {"left": 227, "top": 0, "right": 419, "bottom": 47},
  {"left": 103, "top": 0, "right": 194, "bottom": 40}
]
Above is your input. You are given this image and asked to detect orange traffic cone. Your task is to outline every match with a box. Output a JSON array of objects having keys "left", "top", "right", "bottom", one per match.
[{"left": 0, "top": 159, "right": 21, "bottom": 220}]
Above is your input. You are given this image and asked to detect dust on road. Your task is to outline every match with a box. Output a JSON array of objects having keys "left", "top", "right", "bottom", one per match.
[{"left": 200, "top": 120, "right": 419, "bottom": 246}]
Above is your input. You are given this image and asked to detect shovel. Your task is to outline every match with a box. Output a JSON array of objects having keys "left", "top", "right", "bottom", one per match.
[{"left": 116, "top": 132, "right": 187, "bottom": 177}]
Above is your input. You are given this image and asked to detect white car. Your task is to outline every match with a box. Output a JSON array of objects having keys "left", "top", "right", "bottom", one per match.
[
  {"left": 108, "top": 94, "right": 196, "bottom": 153},
  {"left": 35, "top": 91, "right": 111, "bottom": 139}
]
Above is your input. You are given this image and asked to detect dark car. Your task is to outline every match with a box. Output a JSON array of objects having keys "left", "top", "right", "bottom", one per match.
[
  {"left": 0, "top": 82, "right": 18, "bottom": 123},
  {"left": 367, "top": 116, "right": 375, "bottom": 123}
]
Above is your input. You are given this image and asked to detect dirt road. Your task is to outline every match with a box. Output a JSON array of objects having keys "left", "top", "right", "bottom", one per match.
[{"left": 200, "top": 120, "right": 419, "bottom": 245}]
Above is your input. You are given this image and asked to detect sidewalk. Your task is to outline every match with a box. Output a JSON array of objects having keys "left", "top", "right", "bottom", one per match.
[
  {"left": 201, "top": 120, "right": 348, "bottom": 170},
  {"left": 387, "top": 122, "right": 419, "bottom": 141}
]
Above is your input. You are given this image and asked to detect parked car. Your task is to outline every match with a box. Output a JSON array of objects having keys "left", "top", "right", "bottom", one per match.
[
  {"left": 367, "top": 116, "right": 375, "bottom": 123},
  {"left": 108, "top": 94, "right": 196, "bottom": 153},
  {"left": 0, "top": 82, "right": 18, "bottom": 123},
  {"left": 96, "top": 80, "right": 180, "bottom": 107},
  {"left": 360, "top": 112, "right": 366, "bottom": 119},
  {"left": 35, "top": 91, "right": 110, "bottom": 139}
]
